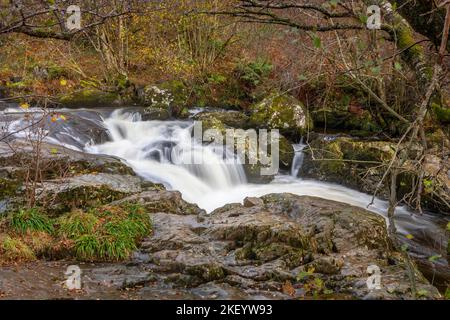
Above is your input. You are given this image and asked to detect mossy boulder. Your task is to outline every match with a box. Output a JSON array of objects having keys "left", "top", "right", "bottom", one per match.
[
  {"left": 249, "top": 92, "right": 312, "bottom": 138},
  {"left": 59, "top": 88, "right": 122, "bottom": 108},
  {"left": 300, "top": 135, "right": 449, "bottom": 215},
  {"left": 193, "top": 111, "right": 250, "bottom": 130},
  {"left": 300, "top": 136, "right": 397, "bottom": 198},
  {"left": 141, "top": 106, "right": 171, "bottom": 121},
  {"left": 140, "top": 193, "right": 440, "bottom": 299},
  {"left": 192, "top": 111, "right": 294, "bottom": 182},
  {"left": 36, "top": 173, "right": 142, "bottom": 216},
  {"left": 137, "top": 80, "right": 188, "bottom": 117}
]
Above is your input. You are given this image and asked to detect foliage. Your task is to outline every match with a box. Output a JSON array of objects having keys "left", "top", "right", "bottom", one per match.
[
  {"left": 236, "top": 59, "right": 273, "bottom": 87},
  {"left": 0, "top": 236, "right": 36, "bottom": 263},
  {"left": 58, "top": 210, "right": 99, "bottom": 239},
  {"left": 69, "top": 203, "right": 152, "bottom": 261},
  {"left": 1, "top": 203, "right": 152, "bottom": 263},
  {"left": 9, "top": 208, "right": 54, "bottom": 234}
]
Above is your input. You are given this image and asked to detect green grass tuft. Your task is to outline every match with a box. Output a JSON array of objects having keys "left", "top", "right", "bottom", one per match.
[
  {"left": 9, "top": 208, "right": 54, "bottom": 234},
  {"left": 58, "top": 210, "right": 99, "bottom": 239},
  {"left": 72, "top": 203, "right": 151, "bottom": 261}
]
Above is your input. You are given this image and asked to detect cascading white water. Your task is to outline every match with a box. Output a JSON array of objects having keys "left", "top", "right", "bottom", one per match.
[
  {"left": 291, "top": 142, "right": 306, "bottom": 177},
  {"left": 86, "top": 110, "right": 248, "bottom": 207},
  {"left": 84, "top": 110, "right": 433, "bottom": 235},
  {"left": 2, "top": 106, "right": 447, "bottom": 271}
]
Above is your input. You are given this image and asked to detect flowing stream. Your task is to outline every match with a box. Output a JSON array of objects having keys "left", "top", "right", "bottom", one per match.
[{"left": 1, "top": 106, "right": 448, "bottom": 287}]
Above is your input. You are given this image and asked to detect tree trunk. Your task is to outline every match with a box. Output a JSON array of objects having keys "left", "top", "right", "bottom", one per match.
[{"left": 390, "top": 0, "right": 450, "bottom": 52}]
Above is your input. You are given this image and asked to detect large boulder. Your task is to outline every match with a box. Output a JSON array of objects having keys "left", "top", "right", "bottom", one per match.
[
  {"left": 193, "top": 110, "right": 294, "bottom": 182},
  {"left": 0, "top": 192, "right": 442, "bottom": 299},
  {"left": 133, "top": 193, "right": 439, "bottom": 299},
  {"left": 35, "top": 173, "right": 143, "bottom": 216},
  {"left": 59, "top": 88, "right": 124, "bottom": 108},
  {"left": 193, "top": 110, "right": 250, "bottom": 130},
  {"left": 0, "top": 139, "right": 137, "bottom": 211},
  {"left": 299, "top": 135, "right": 396, "bottom": 198},
  {"left": 249, "top": 92, "right": 313, "bottom": 138},
  {"left": 136, "top": 80, "right": 188, "bottom": 118}
]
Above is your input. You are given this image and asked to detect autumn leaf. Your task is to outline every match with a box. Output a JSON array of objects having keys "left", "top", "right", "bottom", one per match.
[
  {"left": 282, "top": 280, "right": 296, "bottom": 297},
  {"left": 20, "top": 102, "right": 30, "bottom": 110}
]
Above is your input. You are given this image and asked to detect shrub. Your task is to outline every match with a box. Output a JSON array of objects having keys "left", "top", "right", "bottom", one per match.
[{"left": 236, "top": 58, "right": 273, "bottom": 87}]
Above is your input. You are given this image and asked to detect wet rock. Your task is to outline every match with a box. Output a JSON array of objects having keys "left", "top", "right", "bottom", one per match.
[
  {"left": 249, "top": 92, "right": 313, "bottom": 138},
  {"left": 192, "top": 111, "right": 294, "bottom": 182},
  {"left": 0, "top": 193, "right": 442, "bottom": 299},
  {"left": 243, "top": 197, "right": 264, "bottom": 207},
  {"left": 114, "top": 190, "right": 205, "bottom": 216},
  {"left": 193, "top": 111, "right": 250, "bottom": 130},
  {"left": 36, "top": 173, "right": 142, "bottom": 215},
  {"left": 300, "top": 135, "right": 396, "bottom": 198},
  {"left": 0, "top": 139, "right": 137, "bottom": 211},
  {"left": 300, "top": 135, "right": 450, "bottom": 215},
  {"left": 134, "top": 193, "right": 440, "bottom": 299},
  {"left": 59, "top": 88, "right": 124, "bottom": 108},
  {"left": 0, "top": 139, "right": 135, "bottom": 180},
  {"left": 141, "top": 107, "right": 171, "bottom": 121}
]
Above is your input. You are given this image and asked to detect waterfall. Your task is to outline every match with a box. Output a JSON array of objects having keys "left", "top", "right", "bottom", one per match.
[
  {"left": 1, "top": 106, "right": 447, "bottom": 281},
  {"left": 85, "top": 110, "right": 247, "bottom": 206},
  {"left": 291, "top": 142, "right": 306, "bottom": 177},
  {"left": 83, "top": 109, "right": 433, "bottom": 233}
]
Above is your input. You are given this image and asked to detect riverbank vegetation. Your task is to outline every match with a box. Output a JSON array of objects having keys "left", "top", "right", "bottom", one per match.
[{"left": 0, "top": 203, "right": 152, "bottom": 264}]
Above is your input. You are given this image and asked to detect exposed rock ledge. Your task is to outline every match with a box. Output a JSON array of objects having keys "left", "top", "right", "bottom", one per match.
[{"left": 0, "top": 192, "right": 440, "bottom": 300}]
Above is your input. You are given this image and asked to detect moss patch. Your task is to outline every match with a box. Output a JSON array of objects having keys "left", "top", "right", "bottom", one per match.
[
  {"left": 250, "top": 92, "right": 312, "bottom": 138},
  {"left": 59, "top": 88, "right": 121, "bottom": 108}
]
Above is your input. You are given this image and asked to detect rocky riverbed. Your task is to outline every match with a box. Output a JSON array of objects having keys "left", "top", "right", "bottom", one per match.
[{"left": 0, "top": 137, "right": 446, "bottom": 299}]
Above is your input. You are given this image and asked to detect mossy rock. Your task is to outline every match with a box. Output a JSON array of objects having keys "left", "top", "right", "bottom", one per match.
[
  {"left": 141, "top": 106, "right": 171, "bottom": 121},
  {"left": 0, "top": 177, "right": 21, "bottom": 200},
  {"left": 193, "top": 112, "right": 294, "bottom": 181},
  {"left": 59, "top": 89, "right": 121, "bottom": 108},
  {"left": 35, "top": 174, "right": 142, "bottom": 216},
  {"left": 300, "top": 136, "right": 397, "bottom": 197},
  {"left": 137, "top": 80, "right": 188, "bottom": 117},
  {"left": 185, "top": 263, "right": 226, "bottom": 282},
  {"left": 193, "top": 111, "right": 250, "bottom": 129},
  {"left": 249, "top": 92, "right": 313, "bottom": 138}
]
